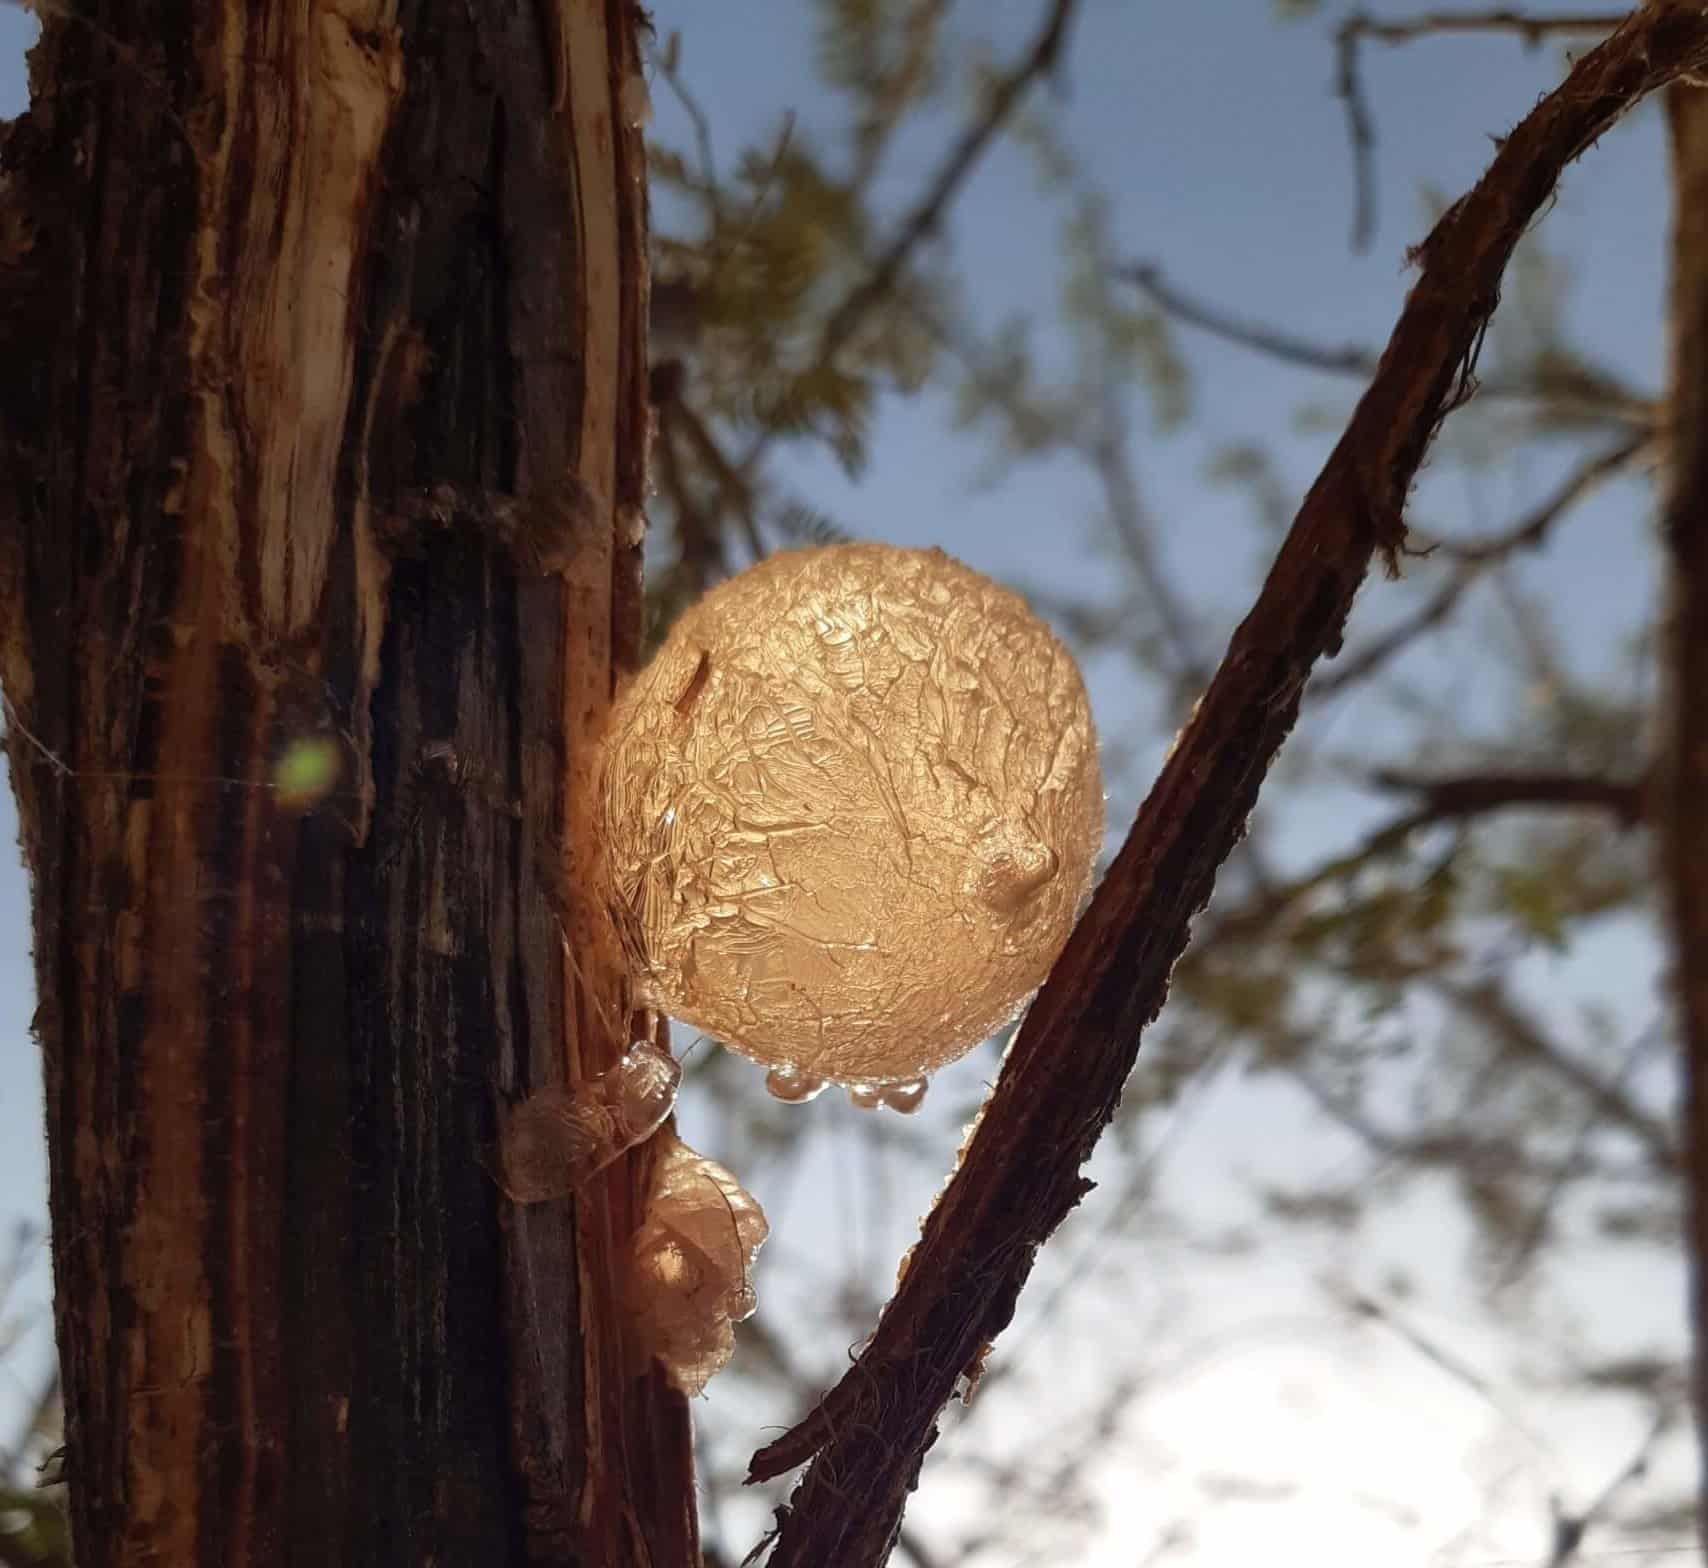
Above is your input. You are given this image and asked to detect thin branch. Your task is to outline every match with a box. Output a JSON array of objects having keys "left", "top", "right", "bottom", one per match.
[
  {"left": 1287, "top": 1059, "right": 1661, "bottom": 1187},
  {"left": 817, "top": 0, "right": 1076, "bottom": 370},
  {"left": 744, "top": 14, "right": 1708, "bottom": 1565},
  {"left": 1433, "top": 977, "right": 1678, "bottom": 1173},
  {"left": 1336, "top": 10, "right": 1628, "bottom": 250},
  {"left": 660, "top": 381, "right": 768, "bottom": 565},
  {"left": 1345, "top": 8, "right": 1630, "bottom": 47},
  {"left": 847, "top": 0, "right": 954, "bottom": 193},
  {"left": 1547, "top": 1405, "right": 1673, "bottom": 1567},
  {"left": 1202, "top": 766, "right": 1645, "bottom": 954},
  {"left": 1368, "top": 766, "right": 1647, "bottom": 826},
  {"left": 654, "top": 37, "right": 725, "bottom": 234},
  {"left": 895, "top": 1527, "right": 943, "bottom": 1568},
  {"left": 738, "top": 0, "right": 1080, "bottom": 479},
  {"left": 1122, "top": 261, "right": 1658, "bottom": 425},
  {"left": 1314, "top": 433, "right": 1652, "bottom": 696},
  {"left": 1495, "top": 1014, "right": 1667, "bottom": 1292},
  {"left": 1326, "top": 1280, "right": 1559, "bottom": 1466},
  {"left": 653, "top": 401, "right": 724, "bottom": 598},
  {"left": 1124, "top": 260, "right": 1380, "bottom": 377},
  {"left": 1087, "top": 394, "right": 1209, "bottom": 707},
  {"left": 1420, "top": 443, "right": 1652, "bottom": 563}
]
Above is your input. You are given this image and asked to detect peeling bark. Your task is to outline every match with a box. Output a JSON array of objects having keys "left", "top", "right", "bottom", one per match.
[
  {"left": 1661, "top": 79, "right": 1708, "bottom": 1557},
  {"left": 0, "top": 3, "right": 689, "bottom": 1564}
]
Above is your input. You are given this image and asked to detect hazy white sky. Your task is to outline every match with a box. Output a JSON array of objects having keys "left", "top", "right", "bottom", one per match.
[{"left": 0, "top": 4, "right": 1692, "bottom": 1565}]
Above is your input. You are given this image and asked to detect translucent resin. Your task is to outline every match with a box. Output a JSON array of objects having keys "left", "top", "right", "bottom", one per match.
[
  {"left": 498, "top": 1042, "right": 681, "bottom": 1203},
  {"left": 600, "top": 543, "right": 1102, "bottom": 1088},
  {"left": 628, "top": 1131, "right": 769, "bottom": 1395}
]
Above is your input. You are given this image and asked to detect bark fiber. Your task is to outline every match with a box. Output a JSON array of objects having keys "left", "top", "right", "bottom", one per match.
[{"left": 1662, "top": 80, "right": 1708, "bottom": 1557}]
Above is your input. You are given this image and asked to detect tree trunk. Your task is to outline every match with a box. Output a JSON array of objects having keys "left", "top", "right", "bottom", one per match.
[
  {"left": 1663, "top": 80, "right": 1708, "bottom": 1555},
  {"left": 0, "top": 4, "right": 693, "bottom": 1564}
]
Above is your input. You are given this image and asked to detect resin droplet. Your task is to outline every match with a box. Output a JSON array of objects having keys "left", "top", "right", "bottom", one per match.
[
  {"left": 847, "top": 1076, "right": 927, "bottom": 1114},
  {"left": 499, "top": 1042, "right": 681, "bottom": 1203},
  {"left": 599, "top": 543, "right": 1103, "bottom": 1089},
  {"left": 764, "top": 1064, "right": 827, "bottom": 1104},
  {"left": 628, "top": 1131, "right": 769, "bottom": 1396},
  {"left": 881, "top": 1077, "right": 928, "bottom": 1114}
]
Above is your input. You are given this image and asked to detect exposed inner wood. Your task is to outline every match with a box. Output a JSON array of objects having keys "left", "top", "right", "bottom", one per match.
[{"left": 0, "top": 2, "right": 686, "bottom": 1563}]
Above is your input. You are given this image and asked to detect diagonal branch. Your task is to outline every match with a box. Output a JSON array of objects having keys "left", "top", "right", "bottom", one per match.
[
  {"left": 813, "top": 0, "right": 1076, "bottom": 374},
  {"left": 1432, "top": 977, "right": 1679, "bottom": 1173},
  {"left": 1547, "top": 1405, "right": 1674, "bottom": 1566},
  {"left": 745, "top": 11, "right": 1708, "bottom": 1565},
  {"left": 1124, "top": 260, "right": 1381, "bottom": 378}
]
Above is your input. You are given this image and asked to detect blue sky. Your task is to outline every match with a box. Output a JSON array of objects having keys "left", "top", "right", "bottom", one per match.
[{"left": 0, "top": 4, "right": 1689, "bottom": 1563}]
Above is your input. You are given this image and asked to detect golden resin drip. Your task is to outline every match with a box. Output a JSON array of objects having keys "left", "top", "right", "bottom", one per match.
[{"left": 600, "top": 543, "right": 1102, "bottom": 1089}]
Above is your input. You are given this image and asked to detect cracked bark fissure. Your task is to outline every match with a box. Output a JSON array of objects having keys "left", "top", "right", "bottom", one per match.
[
  {"left": 746, "top": 11, "right": 1708, "bottom": 1566},
  {"left": 0, "top": 2, "right": 689, "bottom": 1564},
  {"left": 1661, "top": 78, "right": 1708, "bottom": 1555}
]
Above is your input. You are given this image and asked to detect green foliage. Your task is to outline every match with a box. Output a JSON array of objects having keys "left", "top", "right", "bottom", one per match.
[
  {"left": 814, "top": 0, "right": 946, "bottom": 174},
  {"left": 1059, "top": 194, "right": 1191, "bottom": 432},
  {"left": 0, "top": 1485, "right": 69, "bottom": 1566},
  {"left": 768, "top": 499, "right": 855, "bottom": 549}
]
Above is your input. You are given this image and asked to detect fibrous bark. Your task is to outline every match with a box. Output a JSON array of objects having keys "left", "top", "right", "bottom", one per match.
[
  {"left": 0, "top": 3, "right": 687, "bottom": 1564},
  {"left": 1661, "top": 76, "right": 1708, "bottom": 1557}
]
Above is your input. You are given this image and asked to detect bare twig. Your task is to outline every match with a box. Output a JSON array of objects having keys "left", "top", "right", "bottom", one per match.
[
  {"left": 1125, "top": 260, "right": 1380, "bottom": 377},
  {"left": 1123, "top": 261, "right": 1657, "bottom": 425},
  {"left": 1314, "top": 433, "right": 1652, "bottom": 697},
  {"left": 1495, "top": 1014, "right": 1667, "bottom": 1291},
  {"left": 1368, "top": 765, "right": 1647, "bottom": 826},
  {"left": 653, "top": 375, "right": 767, "bottom": 571},
  {"left": 653, "top": 402, "right": 724, "bottom": 598},
  {"left": 1547, "top": 1405, "right": 1673, "bottom": 1566},
  {"left": 1345, "top": 8, "right": 1629, "bottom": 47},
  {"left": 1088, "top": 393, "right": 1209, "bottom": 709},
  {"left": 817, "top": 0, "right": 1076, "bottom": 371},
  {"left": 910, "top": 252, "right": 1285, "bottom": 876},
  {"left": 1201, "top": 765, "right": 1646, "bottom": 954},
  {"left": 738, "top": 0, "right": 1080, "bottom": 479},
  {"left": 1433, "top": 977, "right": 1678, "bottom": 1173},
  {"left": 654, "top": 33, "right": 725, "bottom": 234},
  {"left": 1326, "top": 1280, "right": 1559, "bottom": 1465},
  {"left": 1287, "top": 1059, "right": 1661, "bottom": 1188},
  {"left": 744, "top": 14, "right": 1708, "bottom": 1565},
  {"left": 898, "top": 277, "right": 1211, "bottom": 705},
  {"left": 1336, "top": 10, "right": 1628, "bottom": 250}
]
